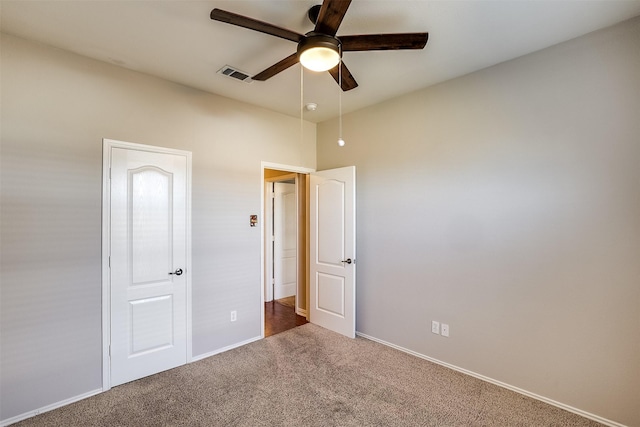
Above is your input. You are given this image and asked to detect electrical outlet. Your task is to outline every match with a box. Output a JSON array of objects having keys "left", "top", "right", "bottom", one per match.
[
  {"left": 441, "top": 323, "right": 449, "bottom": 337},
  {"left": 230, "top": 310, "right": 237, "bottom": 322},
  {"left": 431, "top": 320, "right": 440, "bottom": 334}
]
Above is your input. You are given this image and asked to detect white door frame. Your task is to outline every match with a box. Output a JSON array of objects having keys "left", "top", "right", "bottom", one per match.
[
  {"left": 102, "top": 138, "right": 193, "bottom": 391},
  {"left": 260, "top": 162, "right": 314, "bottom": 337}
]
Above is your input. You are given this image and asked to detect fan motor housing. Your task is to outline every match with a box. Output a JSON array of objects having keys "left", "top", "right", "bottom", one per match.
[{"left": 297, "top": 32, "right": 342, "bottom": 57}]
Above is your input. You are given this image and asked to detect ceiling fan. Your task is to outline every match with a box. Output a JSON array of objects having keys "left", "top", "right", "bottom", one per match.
[{"left": 210, "top": 0, "right": 429, "bottom": 91}]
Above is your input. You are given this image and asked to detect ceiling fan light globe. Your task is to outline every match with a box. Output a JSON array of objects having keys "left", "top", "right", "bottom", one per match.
[
  {"left": 300, "top": 47, "right": 340, "bottom": 72},
  {"left": 297, "top": 33, "right": 341, "bottom": 72}
]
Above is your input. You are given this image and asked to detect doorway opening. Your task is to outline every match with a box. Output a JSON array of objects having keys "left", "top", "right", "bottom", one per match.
[
  {"left": 261, "top": 163, "right": 356, "bottom": 339},
  {"left": 263, "top": 166, "right": 311, "bottom": 337}
]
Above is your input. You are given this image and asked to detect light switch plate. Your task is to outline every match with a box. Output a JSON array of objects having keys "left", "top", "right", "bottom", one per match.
[{"left": 431, "top": 321, "right": 440, "bottom": 334}]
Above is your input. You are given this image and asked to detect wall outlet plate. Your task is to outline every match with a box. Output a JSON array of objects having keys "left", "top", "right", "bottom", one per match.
[
  {"left": 441, "top": 323, "right": 449, "bottom": 337},
  {"left": 230, "top": 310, "right": 237, "bottom": 322},
  {"left": 431, "top": 320, "right": 440, "bottom": 334}
]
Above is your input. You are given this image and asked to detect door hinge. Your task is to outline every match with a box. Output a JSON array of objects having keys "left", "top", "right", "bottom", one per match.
[
  {"left": 108, "top": 256, "right": 111, "bottom": 268},
  {"left": 108, "top": 345, "right": 111, "bottom": 357}
]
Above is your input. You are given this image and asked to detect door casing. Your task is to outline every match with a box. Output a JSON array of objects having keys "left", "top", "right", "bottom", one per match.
[{"left": 102, "top": 138, "right": 193, "bottom": 391}]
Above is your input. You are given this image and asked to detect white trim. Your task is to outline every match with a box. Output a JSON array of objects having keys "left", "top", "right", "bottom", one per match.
[
  {"left": 185, "top": 150, "right": 193, "bottom": 364},
  {"left": 260, "top": 162, "right": 315, "bottom": 339},
  {"left": 190, "top": 335, "right": 262, "bottom": 363},
  {"left": 261, "top": 162, "right": 315, "bottom": 175},
  {"left": 356, "top": 332, "right": 627, "bottom": 427},
  {"left": 264, "top": 181, "right": 274, "bottom": 303},
  {"left": 102, "top": 138, "right": 193, "bottom": 391},
  {"left": 0, "top": 388, "right": 102, "bottom": 427},
  {"left": 101, "top": 141, "right": 111, "bottom": 391}
]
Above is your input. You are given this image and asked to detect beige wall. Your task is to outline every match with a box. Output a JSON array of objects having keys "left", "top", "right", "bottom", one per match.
[
  {"left": 0, "top": 34, "right": 315, "bottom": 422},
  {"left": 317, "top": 17, "right": 640, "bottom": 427}
]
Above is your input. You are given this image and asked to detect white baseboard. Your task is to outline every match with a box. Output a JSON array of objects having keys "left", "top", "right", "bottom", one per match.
[
  {"left": 274, "top": 285, "right": 295, "bottom": 300},
  {"left": 190, "top": 335, "right": 262, "bottom": 363},
  {"left": 1, "top": 388, "right": 103, "bottom": 427},
  {"left": 356, "top": 332, "right": 626, "bottom": 427}
]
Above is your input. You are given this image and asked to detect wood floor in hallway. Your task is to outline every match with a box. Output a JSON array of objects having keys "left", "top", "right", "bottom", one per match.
[{"left": 264, "top": 297, "right": 308, "bottom": 337}]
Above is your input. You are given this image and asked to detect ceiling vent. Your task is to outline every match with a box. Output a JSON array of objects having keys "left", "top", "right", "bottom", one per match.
[{"left": 217, "top": 65, "right": 252, "bottom": 83}]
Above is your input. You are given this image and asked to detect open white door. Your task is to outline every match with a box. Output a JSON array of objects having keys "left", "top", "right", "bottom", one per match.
[{"left": 309, "top": 166, "right": 356, "bottom": 338}]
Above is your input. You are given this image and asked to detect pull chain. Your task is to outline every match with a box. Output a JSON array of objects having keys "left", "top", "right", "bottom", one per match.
[
  {"left": 300, "top": 64, "right": 304, "bottom": 150},
  {"left": 338, "top": 47, "right": 345, "bottom": 147}
]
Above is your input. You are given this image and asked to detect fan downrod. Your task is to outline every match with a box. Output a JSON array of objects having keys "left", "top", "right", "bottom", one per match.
[{"left": 308, "top": 5, "right": 322, "bottom": 25}]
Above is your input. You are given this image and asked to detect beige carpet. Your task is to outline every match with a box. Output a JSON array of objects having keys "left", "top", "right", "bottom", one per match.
[{"left": 14, "top": 324, "right": 602, "bottom": 426}]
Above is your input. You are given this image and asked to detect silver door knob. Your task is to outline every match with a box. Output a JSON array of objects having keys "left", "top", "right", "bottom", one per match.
[
  {"left": 341, "top": 258, "right": 352, "bottom": 264},
  {"left": 169, "top": 268, "right": 183, "bottom": 276}
]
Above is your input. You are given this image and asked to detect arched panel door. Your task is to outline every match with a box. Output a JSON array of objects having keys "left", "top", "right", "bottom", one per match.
[{"left": 110, "top": 146, "right": 188, "bottom": 386}]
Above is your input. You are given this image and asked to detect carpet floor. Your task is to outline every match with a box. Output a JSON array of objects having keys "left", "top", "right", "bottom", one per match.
[{"left": 14, "top": 324, "right": 602, "bottom": 426}]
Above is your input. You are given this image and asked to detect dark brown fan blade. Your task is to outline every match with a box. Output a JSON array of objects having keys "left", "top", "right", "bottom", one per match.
[
  {"left": 210, "top": 9, "right": 303, "bottom": 43},
  {"left": 340, "top": 33, "right": 429, "bottom": 51},
  {"left": 328, "top": 61, "right": 358, "bottom": 91},
  {"left": 252, "top": 53, "right": 300, "bottom": 81},
  {"left": 315, "top": 0, "right": 352, "bottom": 36}
]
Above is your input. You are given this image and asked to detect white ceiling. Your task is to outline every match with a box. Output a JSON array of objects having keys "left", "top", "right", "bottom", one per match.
[{"left": 2, "top": 0, "right": 640, "bottom": 123}]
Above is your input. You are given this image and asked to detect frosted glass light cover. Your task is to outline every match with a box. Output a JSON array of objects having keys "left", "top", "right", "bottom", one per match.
[{"left": 300, "top": 47, "right": 340, "bottom": 72}]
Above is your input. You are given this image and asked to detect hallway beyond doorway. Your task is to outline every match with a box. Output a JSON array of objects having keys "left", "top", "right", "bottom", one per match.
[{"left": 264, "top": 298, "right": 308, "bottom": 337}]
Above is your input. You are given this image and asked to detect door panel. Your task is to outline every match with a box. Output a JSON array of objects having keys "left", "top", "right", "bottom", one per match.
[
  {"left": 310, "top": 166, "right": 355, "bottom": 338},
  {"left": 274, "top": 182, "right": 297, "bottom": 299},
  {"left": 110, "top": 147, "right": 187, "bottom": 387},
  {"left": 317, "top": 180, "right": 344, "bottom": 266},
  {"left": 130, "top": 167, "right": 172, "bottom": 285},
  {"left": 317, "top": 273, "right": 345, "bottom": 316},
  {"left": 129, "top": 295, "right": 173, "bottom": 355}
]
